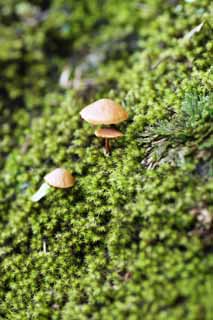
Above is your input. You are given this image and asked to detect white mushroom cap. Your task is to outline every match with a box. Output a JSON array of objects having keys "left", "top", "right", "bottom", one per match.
[
  {"left": 95, "top": 128, "right": 123, "bottom": 138},
  {"left": 44, "top": 168, "right": 75, "bottom": 188},
  {"left": 80, "top": 99, "right": 128, "bottom": 125}
]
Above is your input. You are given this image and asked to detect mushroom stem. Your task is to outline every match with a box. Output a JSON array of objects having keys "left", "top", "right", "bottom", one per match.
[
  {"left": 31, "top": 182, "right": 51, "bottom": 202},
  {"left": 104, "top": 138, "right": 111, "bottom": 155}
]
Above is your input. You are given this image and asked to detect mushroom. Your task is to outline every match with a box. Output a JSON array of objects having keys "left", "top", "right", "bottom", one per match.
[
  {"left": 31, "top": 168, "right": 75, "bottom": 202},
  {"left": 95, "top": 128, "right": 123, "bottom": 155},
  {"left": 80, "top": 99, "right": 128, "bottom": 154}
]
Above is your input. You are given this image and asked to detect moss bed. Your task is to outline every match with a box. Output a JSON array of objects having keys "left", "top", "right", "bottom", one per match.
[{"left": 0, "top": 1, "right": 213, "bottom": 319}]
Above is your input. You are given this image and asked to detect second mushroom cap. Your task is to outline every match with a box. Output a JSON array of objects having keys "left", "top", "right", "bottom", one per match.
[
  {"left": 44, "top": 168, "right": 75, "bottom": 188},
  {"left": 95, "top": 128, "right": 123, "bottom": 138}
]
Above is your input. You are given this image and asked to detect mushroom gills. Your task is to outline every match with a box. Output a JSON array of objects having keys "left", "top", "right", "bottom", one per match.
[{"left": 31, "top": 182, "right": 51, "bottom": 202}]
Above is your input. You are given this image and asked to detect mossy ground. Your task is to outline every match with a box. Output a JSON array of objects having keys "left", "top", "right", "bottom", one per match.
[{"left": 0, "top": 1, "right": 213, "bottom": 319}]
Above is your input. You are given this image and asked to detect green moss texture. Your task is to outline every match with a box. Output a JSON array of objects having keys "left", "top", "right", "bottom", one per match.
[{"left": 0, "top": 1, "right": 213, "bottom": 319}]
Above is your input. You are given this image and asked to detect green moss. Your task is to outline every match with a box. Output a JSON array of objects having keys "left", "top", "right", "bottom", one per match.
[{"left": 0, "top": 0, "right": 212, "bottom": 319}]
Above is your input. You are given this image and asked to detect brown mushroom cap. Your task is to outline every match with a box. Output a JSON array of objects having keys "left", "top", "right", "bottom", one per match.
[
  {"left": 80, "top": 99, "right": 128, "bottom": 125},
  {"left": 95, "top": 128, "right": 123, "bottom": 138},
  {"left": 44, "top": 168, "right": 75, "bottom": 188}
]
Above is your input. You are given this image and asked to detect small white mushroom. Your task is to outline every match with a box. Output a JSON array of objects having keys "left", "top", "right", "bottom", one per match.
[{"left": 59, "top": 66, "right": 72, "bottom": 88}]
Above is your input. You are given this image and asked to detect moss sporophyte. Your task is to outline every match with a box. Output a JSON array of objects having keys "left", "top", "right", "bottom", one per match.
[
  {"left": 80, "top": 99, "right": 128, "bottom": 155},
  {"left": 31, "top": 168, "right": 75, "bottom": 202}
]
